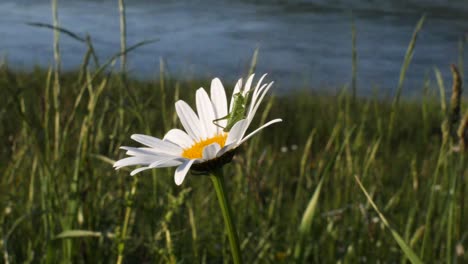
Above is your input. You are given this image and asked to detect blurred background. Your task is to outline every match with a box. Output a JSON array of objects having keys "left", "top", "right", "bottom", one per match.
[{"left": 0, "top": 0, "right": 467, "bottom": 95}]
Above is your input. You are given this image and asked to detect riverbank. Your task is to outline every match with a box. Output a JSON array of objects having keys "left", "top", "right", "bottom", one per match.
[{"left": 0, "top": 66, "right": 467, "bottom": 262}]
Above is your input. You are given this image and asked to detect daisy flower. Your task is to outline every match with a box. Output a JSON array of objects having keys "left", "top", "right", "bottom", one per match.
[{"left": 114, "top": 74, "right": 282, "bottom": 185}]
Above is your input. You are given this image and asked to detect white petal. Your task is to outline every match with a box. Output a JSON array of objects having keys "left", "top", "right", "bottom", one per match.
[
  {"left": 149, "top": 157, "right": 184, "bottom": 168},
  {"left": 202, "top": 143, "right": 221, "bottom": 160},
  {"left": 131, "top": 134, "right": 183, "bottom": 156},
  {"left": 120, "top": 146, "right": 156, "bottom": 156},
  {"left": 238, "top": 118, "right": 282, "bottom": 145},
  {"left": 216, "top": 119, "right": 248, "bottom": 157},
  {"left": 252, "top": 74, "right": 268, "bottom": 95},
  {"left": 163, "top": 129, "right": 194, "bottom": 149},
  {"left": 242, "top": 74, "right": 255, "bottom": 96},
  {"left": 130, "top": 134, "right": 161, "bottom": 148},
  {"left": 130, "top": 167, "right": 152, "bottom": 176},
  {"left": 174, "top": 159, "right": 196, "bottom": 185},
  {"left": 120, "top": 146, "right": 179, "bottom": 158},
  {"left": 251, "top": 79, "right": 269, "bottom": 104},
  {"left": 225, "top": 119, "right": 248, "bottom": 146},
  {"left": 247, "top": 74, "right": 268, "bottom": 111},
  {"left": 248, "top": 82, "right": 272, "bottom": 120},
  {"left": 175, "top": 100, "right": 204, "bottom": 141},
  {"left": 114, "top": 156, "right": 158, "bottom": 169},
  {"left": 216, "top": 143, "right": 237, "bottom": 157},
  {"left": 196, "top": 88, "right": 217, "bottom": 138},
  {"left": 245, "top": 82, "right": 273, "bottom": 131},
  {"left": 211, "top": 78, "right": 228, "bottom": 131}
]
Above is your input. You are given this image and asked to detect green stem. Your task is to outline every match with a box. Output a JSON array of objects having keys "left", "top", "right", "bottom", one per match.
[
  {"left": 116, "top": 175, "right": 138, "bottom": 264},
  {"left": 210, "top": 170, "right": 242, "bottom": 264}
]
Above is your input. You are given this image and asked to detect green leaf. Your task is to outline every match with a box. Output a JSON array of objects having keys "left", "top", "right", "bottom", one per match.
[
  {"left": 294, "top": 177, "right": 324, "bottom": 261},
  {"left": 298, "top": 178, "right": 324, "bottom": 234}
]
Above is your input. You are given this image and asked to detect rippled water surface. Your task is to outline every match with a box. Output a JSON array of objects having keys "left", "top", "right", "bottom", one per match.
[{"left": 0, "top": 0, "right": 467, "bottom": 95}]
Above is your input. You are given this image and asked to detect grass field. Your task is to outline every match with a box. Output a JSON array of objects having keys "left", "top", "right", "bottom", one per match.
[{"left": 0, "top": 60, "right": 467, "bottom": 263}]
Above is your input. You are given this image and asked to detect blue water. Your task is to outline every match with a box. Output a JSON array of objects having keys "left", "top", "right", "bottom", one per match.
[{"left": 0, "top": 0, "right": 467, "bottom": 95}]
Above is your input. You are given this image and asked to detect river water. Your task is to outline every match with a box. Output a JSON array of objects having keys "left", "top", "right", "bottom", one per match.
[{"left": 0, "top": 0, "right": 467, "bottom": 95}]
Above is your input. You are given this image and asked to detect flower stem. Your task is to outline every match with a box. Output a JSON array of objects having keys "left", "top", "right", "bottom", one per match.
[{"left": 210, "top": 170, "right": 242, "bottom": 264}]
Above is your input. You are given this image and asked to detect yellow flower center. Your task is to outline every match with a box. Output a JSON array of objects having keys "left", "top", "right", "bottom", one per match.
[{"left": 182, "top": 133, "right": 228, "bottom": 159}]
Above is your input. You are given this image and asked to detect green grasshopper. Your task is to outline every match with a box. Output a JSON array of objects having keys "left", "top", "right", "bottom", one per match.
[{"left": 213, "top": 92, "right": 249, "bottom": 132}]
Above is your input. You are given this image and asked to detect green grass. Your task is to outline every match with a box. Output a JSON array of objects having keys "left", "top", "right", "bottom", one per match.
[{"left": 0, "top": 62, "right": 467, "bottom": 263}]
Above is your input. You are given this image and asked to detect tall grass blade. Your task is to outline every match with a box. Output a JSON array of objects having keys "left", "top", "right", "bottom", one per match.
[
  {"left": 294, "top": 177, "right": 324, "bottom": 262},
  {"left": 51, "top": 0, "right": 61, "bottom": 161},
  {"left": 118, "top": 0, "right": 127, "bottom": 73},
  {"left": 351, "top": 15, "right": 358, "bottom": 101},
  {"left": 389, "top": 15, "right": 425, "bottom": 136},
  {"left": 446, "top": 167, "right": 458, "bottom": 264},
  {"left": 435, "top": 67, "right": 451, "bottom": 143},
  {"left": 434, "top": 67, "right": 447, "bottom": 114},
  {"left": 26, "top": 22, "right": 86, "bottom": 42},
  {"left": 26, "top": 22, "right": 100, "bottom": 71},
  {"left": 116, "top": 175, "right": 139, "bottom": 264},
  {"left": 458, "top": 38, "right": 464, "bottom": 80},
  {"left": 94, "top": 39, "right": 159, "bottom": 79},
  {"left": 354, "top": 175, "right": 423, "bottom": 264},
  {"left": 394, "top": 15, "right": 426, "bottom": 104},
  {"left": 293, "top": 130, "right": 316, "bottom": 216},
  {"left": 420, "top": 141, "right": 447, "bottom": 258},
  {"left": 248, "top": 47, "right": 259, "bottom": 77},
  {"left": 160, "top": 58, "right": 168, "bottom": 131}
]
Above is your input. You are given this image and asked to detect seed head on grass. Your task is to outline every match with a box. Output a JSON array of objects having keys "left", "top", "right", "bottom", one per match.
[
  {"left": 458, "top": 112, "right": 468, "bottom": 152},
  {"left": 114, "top": 74, "right": 282, "bottom": 185}
]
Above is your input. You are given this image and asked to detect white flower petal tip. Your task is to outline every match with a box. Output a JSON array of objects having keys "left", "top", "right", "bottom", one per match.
[
  {"left": 113, "top": 156, "right": 156, "bottom": 170},
  {"left": 175, "top": 159, "right": 196, "bottom": 185},
  {"left": 238, "top": 118, "right": 283, "bottom": 145},
  {"left": 210, "top": 78, "right": 228, "bottom": 132},
  {"left": 130, "top": 167, "right": 151, "bottom": 176},
  {"left": 196, "top": 88, "right": 217, "bottom": 137}
]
